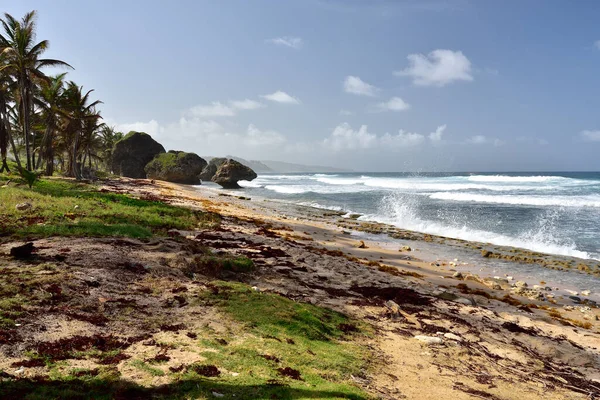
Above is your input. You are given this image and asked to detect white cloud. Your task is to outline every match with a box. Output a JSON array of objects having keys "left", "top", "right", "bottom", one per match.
[
  {"left": 187, "top": 102, "right": 235, "bottom": 117},
  {"left": 428, "top": 125, "right": 447, "bottom": 142},
  {"left": 246, "top": 124, "right": 286, "bottom": 146},
  {"left": 261, "top": 91, "right": 301, "bottom": 104},
  {"left": 467, "top": 135, "right": 487, "bottom": 144},
  {"left": 581, "top": 130, "right": 600, "bottom": 142},
  {"left": 339, "top": 109, "right": 353, "bottom": 116},
  {"left": 466, "top": 135, "right": 505, "bottom": 146},
  {"left": 116, "top": 117, "right": 288, "bottom": 157},
  {"left": 229, "top": 99, "right": 265, "bottom": 110},
  {"left": 374, "top": 97, "right": 410, "bottom": 112},
  {"left": 380, "top": 130, "right": 424, "bottom": 147},
  {"left": 343, "top": 76, "right": 379, "bottom": 96},
  {"left": 324, "top": 123, "right": 444, "bottom": 151},
  {"left": 395, "top": 49, "right": 473, "bottom": 86},
  {"left": 594, "top": 40, "right": 600, "bottom": 50},
  {"left": 324, "top": 123, "right": 378, "bottom": 151},
  {"left": 266, "top": 36, "right": 303, "bottom": 49},
  {"left": 114, "top": 120, "right": 161, "bottom": 137},
  {"left": 187, "top": 99, "right": 267, "bottom": 117}
]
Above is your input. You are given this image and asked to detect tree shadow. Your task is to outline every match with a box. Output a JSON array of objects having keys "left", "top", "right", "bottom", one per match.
[{"left": 0, "top": 376, "right": 369, "bottom": 399}]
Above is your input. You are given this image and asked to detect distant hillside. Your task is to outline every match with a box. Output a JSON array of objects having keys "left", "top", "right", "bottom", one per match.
[{"left": 203, "top": 156, "right": 350, "bottom": 174}]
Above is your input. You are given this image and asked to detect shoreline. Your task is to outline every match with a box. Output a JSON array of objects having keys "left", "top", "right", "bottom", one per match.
[{"left": 193, "top": 182, "right": 600, "bottom": 304}]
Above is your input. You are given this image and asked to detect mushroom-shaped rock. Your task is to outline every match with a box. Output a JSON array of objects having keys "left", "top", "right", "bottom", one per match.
[
  {"left": 211, "top": 159, "right": 257, "bottom": 189},
  {"left": 145, "top": 151, "right": 207, "bottom": 184},
  {"left": 111, "top": 132, "right": 165, "bottom": 178},
  {"left": 199, "top": 157, "right": 227, "bottom": 181}
]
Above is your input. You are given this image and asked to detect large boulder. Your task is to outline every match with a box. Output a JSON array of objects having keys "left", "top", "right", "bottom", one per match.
[
  {"left": 145, "top": 151, "right": 207, "bottom": 184},
  {"left": 212, "top": 159, "right": 257, "bottom": 189},
  {"left": 111, "top": 132, "right": 165, "bottom": 178},
  {"left": 199, "top": 157, "right": 227, "bottom": 181}
]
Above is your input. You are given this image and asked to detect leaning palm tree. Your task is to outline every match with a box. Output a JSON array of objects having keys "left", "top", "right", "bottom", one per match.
[
  {"left": 0, "top": 10, "right": 72, "bottom": 170},
  {"left": 61, "top": 81, "right": 101, "bottom": 179}
]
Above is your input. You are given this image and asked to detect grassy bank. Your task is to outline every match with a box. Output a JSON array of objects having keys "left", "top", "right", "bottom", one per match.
[{"left": 0, "top": 177, "right": 219, "bottom": 238}]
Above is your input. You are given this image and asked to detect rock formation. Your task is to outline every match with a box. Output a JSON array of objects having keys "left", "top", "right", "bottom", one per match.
[
  {"left": 199, "top": 157, "right": 227, "bottom": 181},
  {"left": 145, "top": 151, "right": 207, "bottom": 184},
  {"left": 211, "top": 159, "right": 257, "bottom": 189},
  {"left": 111, "top": 132, "right": 165, "bottom": 178}
]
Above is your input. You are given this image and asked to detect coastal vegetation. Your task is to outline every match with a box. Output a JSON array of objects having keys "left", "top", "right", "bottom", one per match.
[{"left": 0, "top": 10, "right": 120, "bottom": 179}]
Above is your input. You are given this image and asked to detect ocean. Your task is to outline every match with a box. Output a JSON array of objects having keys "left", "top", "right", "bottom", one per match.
[{"left": 238, "top": 172, "right": 600, "bottom": 261}]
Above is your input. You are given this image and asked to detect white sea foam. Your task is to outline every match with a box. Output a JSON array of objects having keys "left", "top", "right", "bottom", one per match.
[
  {"left": 311, "top": 176, "right": 555, "bottom": 192},
  {"left": 238, "top": 181, "right": 263, "bottom": 188},
  {"left": 263, "top": 185, "right": 308, "bottom": 194},
  {"left": 467, "top": 175, "right": 566, "bottom": 183},
  {"left": 297, "top": 201, "right": 346, "bottom": 212},
  {"left": 429, "top": 192, "right": 600, "bottom": 208},
  {"left": 375, "top": 193, "right": 592, "bottom": 259}
]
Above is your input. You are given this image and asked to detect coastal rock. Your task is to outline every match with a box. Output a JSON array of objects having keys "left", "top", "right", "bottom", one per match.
[
  {"left": 10, "top": 242, "right": 35, "bottom": 259},
  {"left": 15, "top": 202, "right": 32, "bottom": 211},
  {"left": 443, "top": 333, "right": 463, "bottom": 342},
  {"left": 512, "top": 287, "right": 545, "bottom": 301},
  {"left": 581, "top": 290, "right": 591, "bottom": 296},
  {"left": 211, "top": 159, "right": 257, "bottom": 189},
  {"left": 456, "top": 297, "right": 476, "bottom": 306},
  {"left": 414, "top": 335, "right": 443, "bottom": 345},
  {"left": 452, "top": 272, "right": 463, "bottom": 279},
  {"left": 111, "top": 131, "right": 165, "bottom": 178},
  {"left": 515, "top": 281, "right": 528, "bottom": 288},
  {"left": 145, "top": 151, "right": 207, "bottom": 184},
  {"left": 199, "top": 157, "right": 227, "bottom": 181},
  {"left": 435, "top": 291, "right": 459, "bottom": 301}
]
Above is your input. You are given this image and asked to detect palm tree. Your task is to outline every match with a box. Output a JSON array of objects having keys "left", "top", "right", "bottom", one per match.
[
  {"left": 98, "top": 126, "right": 123, "bottom": 171},
  {"left": 0, "top": 10, "right": 72, "bottom": 170},
  {"left": 35, "top": 73, "right": 66, "bottom": 175},
  {"left": 61, "top": 81, "right": 102, "bottom": 179}
]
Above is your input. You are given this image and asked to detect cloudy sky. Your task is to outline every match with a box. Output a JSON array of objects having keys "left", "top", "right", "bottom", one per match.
[{"left": 7, "top": 0, "right": 600, "bottom": 171}]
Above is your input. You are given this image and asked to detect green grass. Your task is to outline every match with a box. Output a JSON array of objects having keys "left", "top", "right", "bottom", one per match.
[
  {"left": 188, "top": 254, "right": 255, "bottom": 277},
  {"left": 0, "top": 177, "right": 219, "bottom": 238},
  {"left": 130, "top": 359, "right": 165, "bottom": 377},
  {"left": 181, "top": 281, "right": 372, "bottom": 399}
]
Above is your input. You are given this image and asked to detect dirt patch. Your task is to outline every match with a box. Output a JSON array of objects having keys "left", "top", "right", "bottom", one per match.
[
  {"left": 189, "top": 364, "right": 220, "bottom": 377},
  {"left": 501, "top": 322, "right": 537, "bottom": 336},
  {"left": 277, "top": 367, "right": 303, "bottom": 380},
  {"left": 350, "top": 286, "right": 432, "bottom": 306}
]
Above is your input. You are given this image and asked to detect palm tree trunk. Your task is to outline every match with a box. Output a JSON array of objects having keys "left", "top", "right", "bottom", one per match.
[
  {"left": 37, "top": 122, "right": 55, "bottom": 175},
  {"left": 8, "top": 131, "right": 22, "bottom": 169},
  {"left": 71, "top": 133, "right": 81, "bottom": 180},
  {"left": 20, "top": 80, "right": 32, "bottom": 170}
]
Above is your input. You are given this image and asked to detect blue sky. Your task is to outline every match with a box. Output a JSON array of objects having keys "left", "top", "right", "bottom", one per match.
[{"left": 6, "top": 0, "right": 600, "bottom": 171}]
